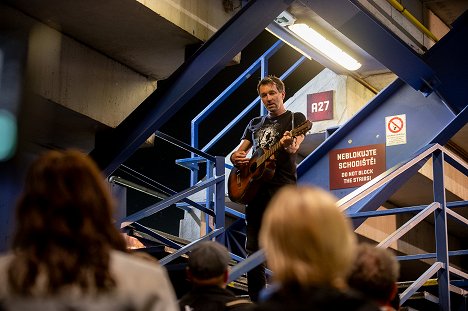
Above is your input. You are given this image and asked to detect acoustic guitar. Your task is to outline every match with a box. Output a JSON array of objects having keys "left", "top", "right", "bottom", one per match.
[{"left": 228, "top": 120, "right": 312, "bottom": 204}]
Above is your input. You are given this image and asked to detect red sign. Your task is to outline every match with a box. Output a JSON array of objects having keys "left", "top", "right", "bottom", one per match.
[
  {"left": 307, "top": 90, "right": 334, "bottom": 121},
  {"left": 387, "top": 116, "right": 404, "bottom": 133},
  {"left": 329, "top": 144, "right": 386, "bottom": 190}
]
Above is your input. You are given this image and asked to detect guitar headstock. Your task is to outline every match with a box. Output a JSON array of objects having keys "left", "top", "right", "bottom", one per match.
[{"left": 291, "top": 120, "right": 312, "bottom": 136}]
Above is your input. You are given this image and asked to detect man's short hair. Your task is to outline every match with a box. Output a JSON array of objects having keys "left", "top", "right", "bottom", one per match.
[
  {"left": 188, "top": 241, "right": 230, "bottom": 280},
  {"left": 257, "top": 75, "right": 285, "bottom": 94},
  {"left": 348, "top": 243, "right": 400, "bottom": 303}
]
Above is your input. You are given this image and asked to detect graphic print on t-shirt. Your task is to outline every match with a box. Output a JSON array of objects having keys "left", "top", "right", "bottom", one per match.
[{"left": 257, "top": 123, "right": 281, "bottom": 149}]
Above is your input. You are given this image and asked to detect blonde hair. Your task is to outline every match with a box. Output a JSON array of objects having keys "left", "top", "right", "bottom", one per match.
[{"left": 259, "top": 185, "right": 356, "bottom": 288}]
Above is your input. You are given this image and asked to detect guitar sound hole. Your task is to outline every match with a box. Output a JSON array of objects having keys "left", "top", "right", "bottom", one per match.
[{"left": 249, "top": 162, "right": 257, "bottom": 173}]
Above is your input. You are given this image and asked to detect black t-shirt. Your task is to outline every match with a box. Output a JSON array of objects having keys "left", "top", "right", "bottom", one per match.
[{"left": 241, "top": 111, "right": 306, "bottom": 187}]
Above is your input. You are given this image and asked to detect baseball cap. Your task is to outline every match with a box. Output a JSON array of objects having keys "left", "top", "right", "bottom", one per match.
[{"left": 188, "top": 241, "right": 230, "bottom": 280}]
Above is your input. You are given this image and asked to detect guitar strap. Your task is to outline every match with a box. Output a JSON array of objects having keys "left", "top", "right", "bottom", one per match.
[
  {"left": 260, "top": 114, "right": 267, "bottom": 128},
  {"left": 291, "top": 111, "right": 295, "bottom": 130},
  {"left": 261, "top": 111, "right": 294, "bottom": 129}
]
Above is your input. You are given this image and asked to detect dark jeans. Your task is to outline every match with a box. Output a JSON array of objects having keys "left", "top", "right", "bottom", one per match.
[{"left": 245, "top": 185, "right": 280, "bottom": 302}]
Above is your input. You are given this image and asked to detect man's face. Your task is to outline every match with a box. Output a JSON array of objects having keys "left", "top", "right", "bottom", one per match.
[{"left": 259, "top": 83, "right": 285, "bottom": 116}]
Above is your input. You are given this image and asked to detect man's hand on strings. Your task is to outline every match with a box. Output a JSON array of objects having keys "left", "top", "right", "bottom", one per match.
[{"left": 281, "top": 131, "right": 304, "bottom": 154}]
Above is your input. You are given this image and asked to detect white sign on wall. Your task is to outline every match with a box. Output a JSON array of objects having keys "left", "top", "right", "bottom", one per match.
[{"left": 385, "top": 114, "right": 406, "bottom": 146}]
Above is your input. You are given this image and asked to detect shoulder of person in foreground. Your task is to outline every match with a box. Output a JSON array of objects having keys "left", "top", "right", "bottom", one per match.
[
  {"left": 224, "top": 296, "right": 252, "bottom": 311},
  {"left": 0, "top": 253, "right": 14, "bottom": 297},
  {"left": 178, "top": 296, "right": 251, "bottom": 311},
  {"left": 251, "top": 286, "right": 379, "bottom": 311},
  {"left": 110, "top": 250, "right": 178, "bottom": 311}
]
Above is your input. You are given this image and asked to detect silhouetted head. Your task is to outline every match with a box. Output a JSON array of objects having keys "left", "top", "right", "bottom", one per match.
[
  {"left": 348, "top": 243, "right": 400, "bottom": 307},
  {"left": 260, "top": 185, "right": 356, "bottom": 288},
  {"left": 187, "top": 241, "right": 230, "bottom": 287},
  {"left": 9, "top": 149, "right": 126, "bottom": 295}
]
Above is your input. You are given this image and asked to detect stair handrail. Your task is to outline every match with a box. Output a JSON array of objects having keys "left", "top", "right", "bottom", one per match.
[
  {"left": 189, "top": 40, "right": 306, "bottom": 176},
  {"left": 229, "top": 142, "right": 467, "bottom": 310},
  {"left": 190, "top": 39, "right": 284, "bottom": 151},
  {"left": 110, "top": 131, "right": 227, "bottom": 264}
]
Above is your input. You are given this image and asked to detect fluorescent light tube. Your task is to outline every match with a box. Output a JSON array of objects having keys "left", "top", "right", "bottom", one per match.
[{"left": 288, "top": 23, "right": 362, "bottom": 71}]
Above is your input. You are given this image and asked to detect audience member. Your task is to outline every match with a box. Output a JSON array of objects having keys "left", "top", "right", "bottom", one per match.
[
  {"left": 0, "top": 149, "right": 178, "bottom": 310},
  {"left": 178, "top": 241, "right": 251, "bottom": 311},
  {"left": 253, "top": 185, "right": 379, "bottom": 311},
  {"left": 348, "top": 243, "right": 400, "bottom": 311}
]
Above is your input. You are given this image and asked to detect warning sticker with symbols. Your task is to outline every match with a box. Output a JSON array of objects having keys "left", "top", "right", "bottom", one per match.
[{"left": 385, "top": 114, "right": 406, "bottom": 146}]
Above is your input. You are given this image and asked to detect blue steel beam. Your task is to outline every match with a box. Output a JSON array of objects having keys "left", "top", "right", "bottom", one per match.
[
  {"left": 118, "top": 164, "right": 214, "bottom": 217},
  {"left": 191, "top": 40, "right": 284, "bottom": 149},
  {"left": 431, "top": 105, "right": 468, "bottom": 151},
  {"left": 228, "top": 249, "right": 266, "bottom": 283},
  {"left": 423, "top": 11, "right": 468, "bottom": 113},
  {"left": 214, "top": 156, "right": 225, "bottom": 244},
  {"left": 159, "top": 228, "right": 224, "bottom": 266},
  {"left": 433, "top": 150, "right": 450, "bottom": 311},
  {"left": 227, "top": 231, "right": 247, "bottom": 258},
  {"left": 349, "top": 201, "right": 467, "bottom": 220},
  {"left": 90, "top": 0, "right": 295, "bottom": 176},
  {"left": 397, "top": 250, "right": 468, "bottom": 261},
  {"left": 155, "top": 131, "right": 216, "bottom": 162},
  {"left": 297, "top": 5, "right": 467, "bottom": 192},
  {"left": 377, "top": 202, "right": 439, "bottom": 249},
  {"left": 120, "top": 176, "right": 223, "bottom": 228},
  {"left": 349, "top": 205, "right": 427, "bottom": 219},
  {"left": 201, "top": 54, "right": 305, "bottom": 152}
]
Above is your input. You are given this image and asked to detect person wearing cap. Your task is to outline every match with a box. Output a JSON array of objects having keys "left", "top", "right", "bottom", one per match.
[{"left": 178, "top": 241, "right": 251, "bottom": 311}]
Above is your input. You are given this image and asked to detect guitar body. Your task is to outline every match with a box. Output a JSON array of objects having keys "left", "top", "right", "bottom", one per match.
[
  {"left": 228, "top": 148, "right": 276, "bottom": 204},
  {"left": 228, "top": 119, "right": 312, "bottom": 205}
]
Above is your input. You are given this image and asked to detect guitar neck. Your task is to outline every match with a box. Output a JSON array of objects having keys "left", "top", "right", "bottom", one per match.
[
  {"left": 253, "top": 119, "right": 311, "bottom": 168},
  {"left": 257, "top": 141, "right": 282, "bottom": 165}
]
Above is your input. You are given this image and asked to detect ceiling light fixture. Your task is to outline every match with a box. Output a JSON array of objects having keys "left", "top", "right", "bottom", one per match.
[{"left": 288, "top": 23, "right": 362, "bottom": 71}]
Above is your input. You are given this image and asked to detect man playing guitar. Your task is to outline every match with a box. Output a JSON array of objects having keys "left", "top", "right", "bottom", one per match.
[{"left": 229, "top": 75, "right": 307, "bottom": 302}]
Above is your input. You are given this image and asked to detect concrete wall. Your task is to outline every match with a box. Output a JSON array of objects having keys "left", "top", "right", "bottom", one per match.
[
  {"left": 139, "top": 0, "right": 236, "bottom": 42},
  {"left": 357, "top": 0, "right": 450, "bottom": 53},
  {"left": 27, "top": 24, "right": 157, "bottom": 128}
]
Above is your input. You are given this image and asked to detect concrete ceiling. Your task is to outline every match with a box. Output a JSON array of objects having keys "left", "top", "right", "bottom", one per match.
[
  {"left": 7, "top": 0, "right": 467, "bottom": 80},
  {"left": 3, "top": 0, "right": 467, "bottom": 170},
  {"left": 422, "top": 0, "right": 468, "bottom": 25},
  {"left": 3, "top": 0, "right": 202, "bottom": 80}
]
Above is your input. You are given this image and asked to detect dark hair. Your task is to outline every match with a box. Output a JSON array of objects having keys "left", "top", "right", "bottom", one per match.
[
  {"left": 257, "top": 75, "right": 285, "bottom": 94},
  {"left": 348, "top": 243, "right": 399, "bottom": 304},
  {"left": 8, "top": 150, "right": 127, "bottom": 295},
  {"left": 188, "top": 241, "right": 230, "bottom": 280}
]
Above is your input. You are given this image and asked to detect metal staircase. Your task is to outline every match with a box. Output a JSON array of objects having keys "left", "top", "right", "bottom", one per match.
[{"left": 105, "top": 3, "right": 467, "bottom": 310}]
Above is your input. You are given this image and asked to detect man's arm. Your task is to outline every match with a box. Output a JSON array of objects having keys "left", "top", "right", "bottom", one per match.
[{"left": 230, "top": 139, "right": 252, "bottom": 167}]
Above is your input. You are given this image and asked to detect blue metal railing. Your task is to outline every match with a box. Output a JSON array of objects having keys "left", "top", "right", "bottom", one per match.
[
  {"left": 109, "top": 39, "right": 308, "bottom": 268},
  {"left": 228, "top": 143, "right": 467, "bottom": 311},
  {"left": 110, "top": 131, "right": 227, "bottom": 259},
  {"left": 189, "top": 39, "right": 306, "bottom": 183}
]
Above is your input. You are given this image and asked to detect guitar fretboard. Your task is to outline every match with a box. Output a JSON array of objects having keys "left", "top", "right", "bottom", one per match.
[{"left": 253, "top": 122, "right": 310, "bottom": 168}]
